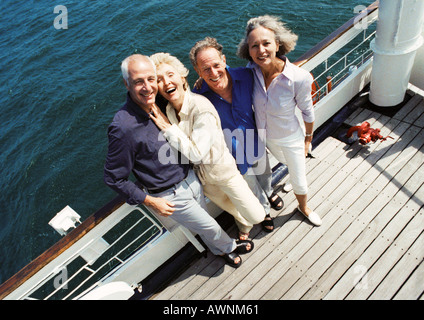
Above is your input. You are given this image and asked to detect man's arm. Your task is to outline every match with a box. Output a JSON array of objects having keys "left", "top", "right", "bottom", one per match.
[
  {"left": 104, "top": 126, "right": 175, "bottom": 216},
  {"left": 104, "top": 130, "right": 147, "bottom": 205}
]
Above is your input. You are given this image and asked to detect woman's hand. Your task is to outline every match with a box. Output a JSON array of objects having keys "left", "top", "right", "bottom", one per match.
[
  {"left": 149, "top": 104, "right": 171, "bottom": 131},
  {"left": 304, "top": 137, "right": 312, "bottom": 157},
  {"left": 304, "top": 122, "right": 314, "bottom": 157}
]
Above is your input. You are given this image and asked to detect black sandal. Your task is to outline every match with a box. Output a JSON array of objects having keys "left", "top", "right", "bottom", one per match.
[
  {"left": 268, "top": 192, "right": 284, "bottom": 210},
  {"left": 221, "top": 252, "right": 242, "bottom": 268},
  {"left": 261, "top": 214, "right": 274, "bottom": 233},
  {"left": 235, "top": 239, "right": 254, "bottom": 254}
]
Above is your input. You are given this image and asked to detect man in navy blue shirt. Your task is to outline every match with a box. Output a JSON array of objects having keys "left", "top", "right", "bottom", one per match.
[
  {"left": 190, "top": 38, "right": 284, "bottom": 236},
  {"left": 104, "top": 54, "right": 250, "bottom": 267}
]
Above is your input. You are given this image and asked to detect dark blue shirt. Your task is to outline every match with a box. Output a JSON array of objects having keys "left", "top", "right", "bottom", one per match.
[
  {"left": 193, "top": 66, "right": 264, "bottom": 175},
  {"left": 104, "top": 93, "right": 189, "bottom": 205}
]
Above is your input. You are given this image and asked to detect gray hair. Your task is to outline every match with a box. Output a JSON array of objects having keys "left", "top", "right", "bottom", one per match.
[
  {"left": 150, "top": 52, "right": 190, "bottom": 90},
  {"left": 121, "top": 54, "right": 156, "bottom": 85},
  {"left": 189, "top": 37, "right": 224, "bottom": 69},
  {"left": 237, "top": 15, "right": 298, "bottom": 61}
]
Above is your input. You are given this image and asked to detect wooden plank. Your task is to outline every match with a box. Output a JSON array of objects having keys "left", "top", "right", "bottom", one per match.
[
  {"left": 413, "top": 101, "right": 424, "bottom": 128},
  {"left": 152, "top": 250, "right": 224, "bottom": 300},
  {"left": 277, "top": 126, "right": 424, "bottom": 300},
  {"left": 344, "top": 107, "right": 365, "bottom": 126},
  {"left": 153, "top": 96, "right": 424, "bottom": 301},
  {"left": 206, "top": 141, "right": 355, "bottom": 300},
  {"left": 320, "top": 128, "right": 424, "bottom": 299},
  {"left": 345, "top": 174, "right": 424, "bottom": 299},
  {"left": 344, "top": 108, "right": 375, "bottom": 127},
  {"left": 393, "top": 257, "right": 424, "bottom": 300},
  {"left": 298, "top": 122, "right": 420, "bottom": 299},
  {"left": 180, "top": 117, "right": 420, "bottom": 300},
  {"left": 393, "top": 94, "right": 423, "bottom": 122},
  {"left": 153, "top": 134, "right": 343, "bottom": 300},
  {"left": 369, "top": 229, "right": 424, "bottom": 299},
  {"left": 180, "top": 138, "right": 344, "bottom": 300},
  {"left": 215, "top": 115, "right": 395, "bottom": 300},
  {"left": 244, "top": 117, "right": 400, "bottom": 299},
  {"left": 192, "top": 153, "right": 335, "bottom": 300},
  {"left": 403, "top": 98, "right": 424, "bottom": 125}
]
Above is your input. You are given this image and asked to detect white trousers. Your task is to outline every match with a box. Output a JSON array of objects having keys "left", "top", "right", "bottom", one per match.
[{"left": 266, "top": 127, "right": 308, "bottom": 195}]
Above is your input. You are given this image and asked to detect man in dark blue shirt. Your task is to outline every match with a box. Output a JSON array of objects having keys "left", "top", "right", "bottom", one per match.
[
  {"left": 190, "top": 38, "right": 284, "bottom": 236},
  {"left": 104, "top": 54, "right": 250, "bottom": 267}
]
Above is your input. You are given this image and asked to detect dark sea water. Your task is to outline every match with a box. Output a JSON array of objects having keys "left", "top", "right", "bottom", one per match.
[{"left": 0, "top": 0, "right": 369, "bottom": 284}]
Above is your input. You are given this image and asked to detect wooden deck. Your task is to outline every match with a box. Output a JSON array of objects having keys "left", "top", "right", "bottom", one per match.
[{"left": 151, "top": 85, "right": 424, "bottom": 300}]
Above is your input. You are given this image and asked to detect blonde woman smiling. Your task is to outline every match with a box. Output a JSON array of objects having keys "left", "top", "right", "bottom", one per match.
[{"left": 149, "top": 52, "right": 269, "bottom": 245}]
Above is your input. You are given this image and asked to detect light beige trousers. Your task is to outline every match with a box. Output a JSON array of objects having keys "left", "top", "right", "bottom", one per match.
[{"left": 203, "top": 172, "right": 266, "bottom": 234}]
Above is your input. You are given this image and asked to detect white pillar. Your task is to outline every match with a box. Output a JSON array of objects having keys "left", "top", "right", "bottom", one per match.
[
  {"left": 410, "top": 25, "right": 424, "bottom": 90},
  {"left": 369, "top": 0, "right": 424, "bottom": 107}
]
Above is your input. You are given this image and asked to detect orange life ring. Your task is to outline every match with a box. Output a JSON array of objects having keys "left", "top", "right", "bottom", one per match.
[{"left": 311, "top": 73, "right": 320, "bottom": 105}]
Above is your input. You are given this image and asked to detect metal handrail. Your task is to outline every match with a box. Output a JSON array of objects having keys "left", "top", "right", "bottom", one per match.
[
  {"left": 16, "top": 206, "right": 163, "bottom": 300},
  {"left": 311, "top": 28, "right": 377, "bottom": 102}
]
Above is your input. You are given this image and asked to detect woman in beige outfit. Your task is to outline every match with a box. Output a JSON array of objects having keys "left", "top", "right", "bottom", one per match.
[{"left": 149, "top": 52, "right": 267, "bottom": 241}]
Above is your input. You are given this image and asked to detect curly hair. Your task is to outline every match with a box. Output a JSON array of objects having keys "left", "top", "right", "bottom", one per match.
[
  {"left": 189, "top": 37, "right": 224, "bottom": 69},
  {"left": 237, "top": 15, "right": 298, "bottom": 61}
]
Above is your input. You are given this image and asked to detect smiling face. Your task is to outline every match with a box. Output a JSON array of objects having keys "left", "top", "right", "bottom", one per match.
[
  {"left": 156, "top": 63, "right": 186, "bottom": 108},
  {"left": 125, "top": 57, "right": 158, "bottom": 109},
  {"left": 247, "top": 26, "right": 279, "bottom": 67},
  {"left": 194, "top": 47, "right": 229, "bottom": 94}
]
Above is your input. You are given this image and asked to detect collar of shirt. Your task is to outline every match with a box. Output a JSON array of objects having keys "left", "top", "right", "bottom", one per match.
[
  {"left": 125, "top": 92, "right": 151, "bottom": 121},
  {"left": 248, "top": 56, "right": 296, "bottom": 87},
  {"left": 165, "top": 88, "right": 191, "bottom": 123},
  {"left": 195, "top": 65, "right": 246, "bottom": 95},
  {"left": 280, "top": 56, "right": 295, "bottom": 80},
  {"left": 248, "top": 56, "right": 315, "bottom": 140}
]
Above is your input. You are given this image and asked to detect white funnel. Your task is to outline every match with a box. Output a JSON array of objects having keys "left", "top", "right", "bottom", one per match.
[{"left": 370, "top": 0, "right": 424, "bottom": 106}]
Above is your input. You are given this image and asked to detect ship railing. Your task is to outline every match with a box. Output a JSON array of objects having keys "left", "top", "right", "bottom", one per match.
[
  {"left": 0, "top": 198, "right": 208, "bottom": 300},
  {"left": 3, "top": 203, "right": 165, "bottom": 300},
  {"left": 311, "top": 28, "right": 376, "bottom": 102},
  {"left": 294, "top": 1, "right": 379, "bottom": 129},
  {"left": 44, "top": 206, "right": 164, "bottom": 300}
]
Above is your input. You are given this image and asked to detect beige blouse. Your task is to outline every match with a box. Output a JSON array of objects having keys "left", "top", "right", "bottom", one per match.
[{"left": 163, "top": 90, "right": 239, "bottom": 185}]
